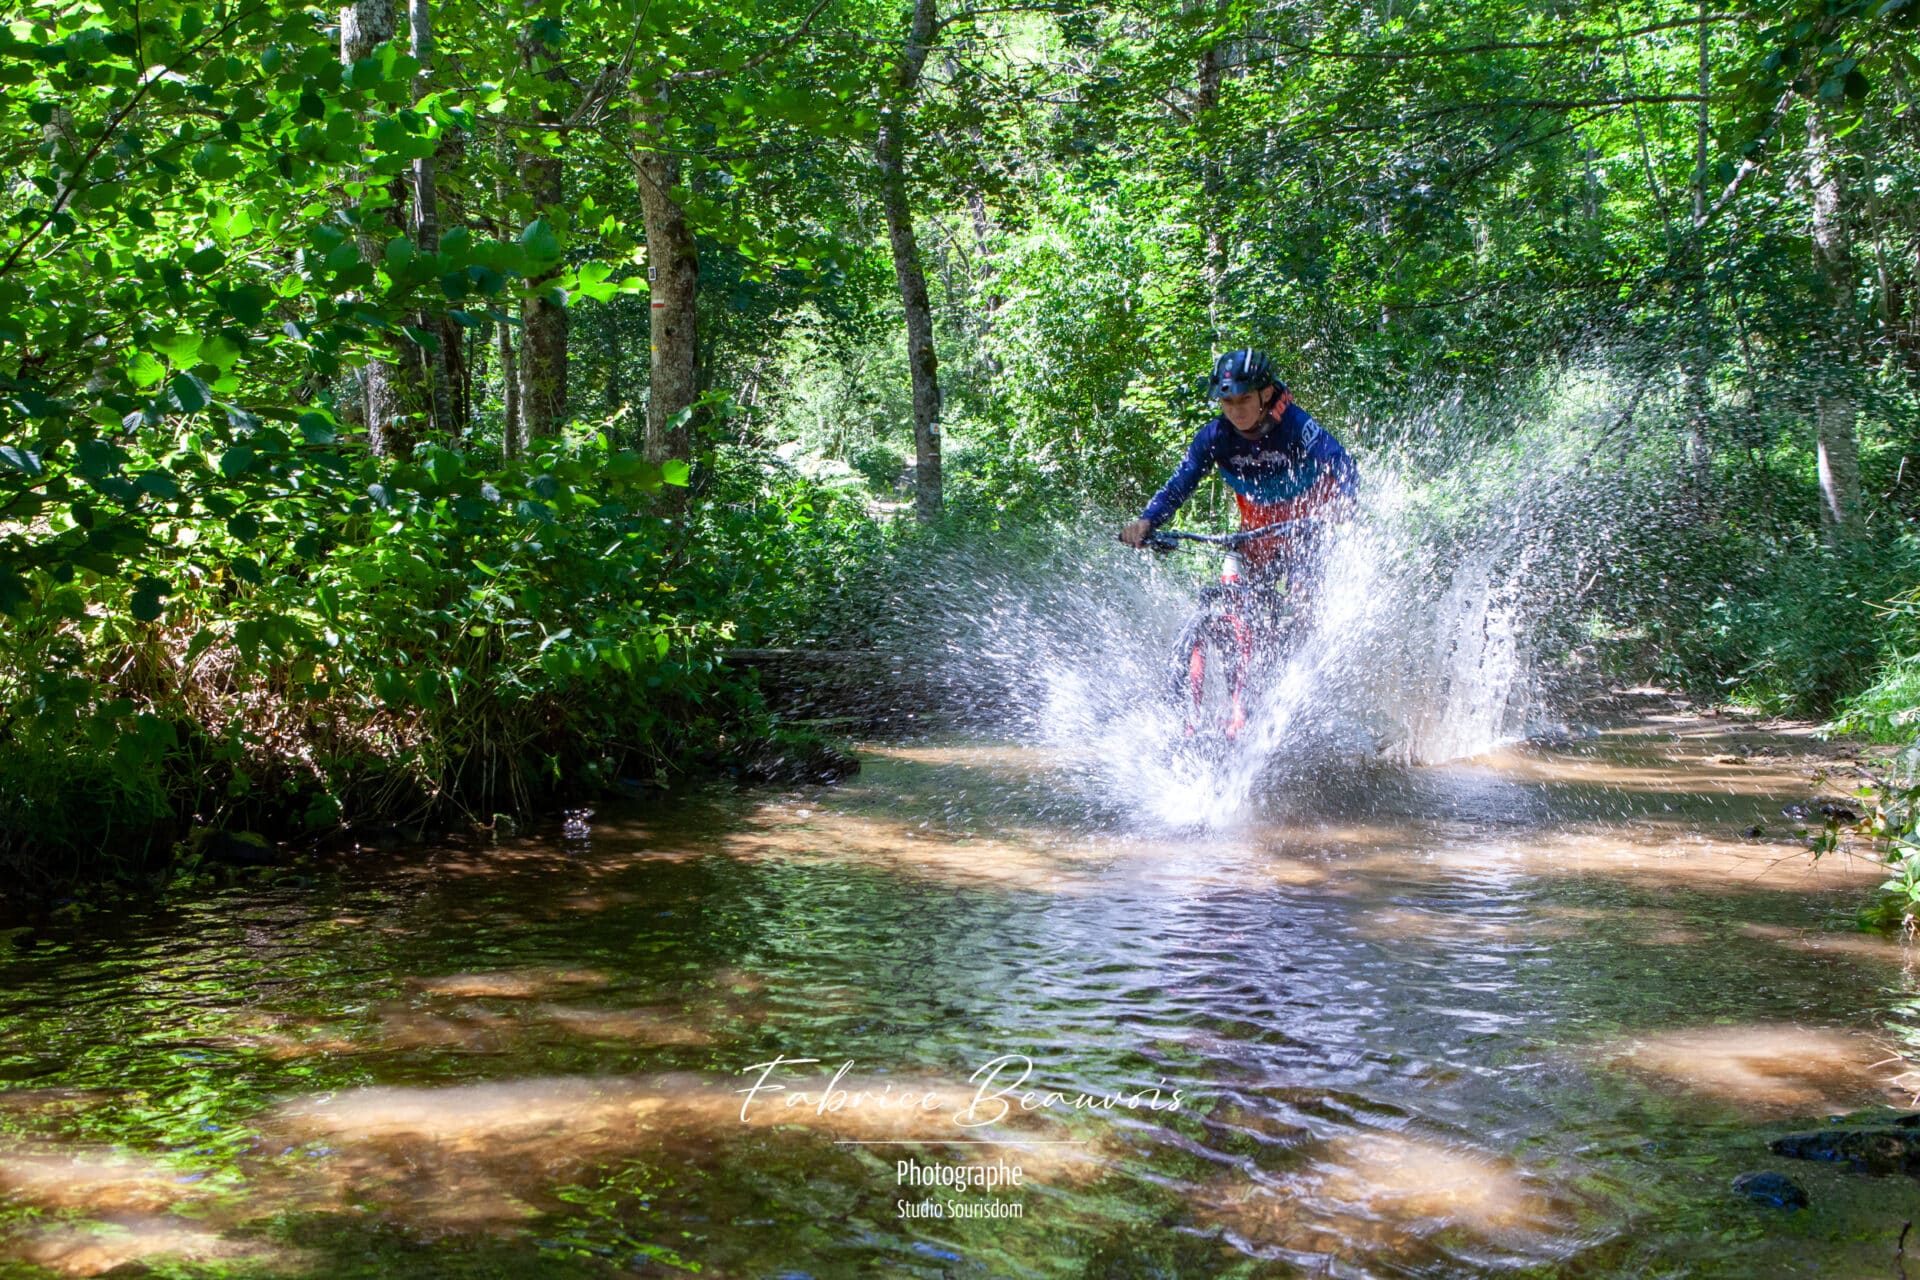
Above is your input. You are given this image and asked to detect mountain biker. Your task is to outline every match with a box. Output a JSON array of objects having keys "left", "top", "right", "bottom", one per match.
[{"left": 1119, "top": 349, "right": 1358, "bottom": 605}]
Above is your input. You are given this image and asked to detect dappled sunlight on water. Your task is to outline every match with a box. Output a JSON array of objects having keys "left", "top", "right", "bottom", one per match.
[
  {"left": 411, "top": 968, "right": 614, "bottom": 998},
  {"left": 0, "top": 1149, "right": 210, "bottom": 1214},
  {"left": 0, "top": 710, "right": 1916, "bottom": 1277},
  {"left": 1596, "top": 1024, "right": 1909, "bottom": 1118},
  {"left": 715, "top": 801, "right": 1112, "bottom": 893},
  {"left": 1200, "top": 1127, "right": 1584, "bottom": 1267},
  {"left": 13, "top": 1218, "right": 305, "bottom": 1278}
]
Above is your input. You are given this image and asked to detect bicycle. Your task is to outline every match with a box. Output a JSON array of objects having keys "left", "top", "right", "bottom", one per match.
[{"left": 1138, "top": 518, "right": 1319, "bottom": 747}]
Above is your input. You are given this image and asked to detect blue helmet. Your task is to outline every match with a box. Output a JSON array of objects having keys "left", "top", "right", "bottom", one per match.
[{"left": 1207, "top": 348, "right": 1278, "bottom": 399}]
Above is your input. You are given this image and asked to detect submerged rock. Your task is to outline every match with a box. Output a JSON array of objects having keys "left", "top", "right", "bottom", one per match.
[
  {"left": 1769, "top": 1125, "right": 1920, "bottom": 1174},
  {"left": 1732, "top": 1170, "right": 1809, "bottom": 1208},
  {"left": 1782, "top": 799, "right": 1862, "bottom": 824},
  {"left": 189, "top": 829, "right": 280, "bottom": 867}
]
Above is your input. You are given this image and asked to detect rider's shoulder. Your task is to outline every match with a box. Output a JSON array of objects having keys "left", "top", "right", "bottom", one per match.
[
  {"left": 1284, "top": 402, "right": 1323, "bottom": 442},
  {"left": 1197, "top": 414, "right": 1233, "bottom": 446}
]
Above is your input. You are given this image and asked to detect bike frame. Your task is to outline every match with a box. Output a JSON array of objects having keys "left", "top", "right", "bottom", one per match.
[{"left": 1143, "top": 517, "right": 1318, "bottom": 741}]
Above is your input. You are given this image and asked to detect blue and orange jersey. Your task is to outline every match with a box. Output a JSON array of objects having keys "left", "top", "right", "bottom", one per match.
[{"left": 1140, "top": 402, "right": 1359, "bottom": 555}]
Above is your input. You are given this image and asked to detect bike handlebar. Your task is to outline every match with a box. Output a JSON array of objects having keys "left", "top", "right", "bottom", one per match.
[{"left": 1140, "top": 515, "right": 1322, "bottom": 552}]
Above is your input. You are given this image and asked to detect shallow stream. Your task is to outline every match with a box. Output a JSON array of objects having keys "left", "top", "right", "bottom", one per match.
[{"left": 1, "top": 707, "right": 1916, "bottom": 1278}]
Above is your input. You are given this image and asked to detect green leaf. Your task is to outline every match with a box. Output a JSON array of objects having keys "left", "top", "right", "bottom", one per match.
[
  {"left": 297, "top": 412, "right": 337, "bottom": 444},
  {"left": 662, "top": 458, "right": 690, "bottom": 487},
  {"left": 74, "top": 438, "right": 123, "bottom": 478},
  {"left": 371, "top": 116, "right": 408, "bottom": 152},
  {"left": 519, "top": 217, "right": 563, "bottom": 265},
  {"left": 373, "top": 668, "right": 409, "bottom": 707},
  {"left": 129, "top": 576, "right": 169, "bottom": 622},
  {"left": 170, "top": 372, "right": 211, "bottom": 413},
  {"left": 137, "top": 470, "right": 181, "bottom": 500},
  {"left": 0, "top": 446, "right": 45, "bottom": 475},
  {"left": 200, "top": 334, "right": 243, "bottom": 373},
  {"left": 220, "top": 285, "right": 268, "bottom": 325},
  {"left": 185, "top": 627, "right": 217, "bottom": 665},
  {"left": 219, "top": 445, "right": 255, "bottom": 477},
  {"left": 153, "top": 332, "right": 202, "bottom": 365},
  {"left": 127, "top": 351, "right": 165, "bottom": 387},
  {"left": 230, "top": 556, "right": 263, "bottom": 585},
  {"left": 81, "top": 180, "right": 123, "bottom": 211}
]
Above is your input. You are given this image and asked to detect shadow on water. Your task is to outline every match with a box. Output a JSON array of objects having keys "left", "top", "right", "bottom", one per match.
[{"left": 1, "top": 709, "right": 1917, "bottom": 1278}]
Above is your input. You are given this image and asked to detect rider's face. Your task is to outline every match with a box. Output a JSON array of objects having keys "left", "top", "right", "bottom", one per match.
[{"left": 1221, "top": 389, "right": 1267, "bottom": 436}]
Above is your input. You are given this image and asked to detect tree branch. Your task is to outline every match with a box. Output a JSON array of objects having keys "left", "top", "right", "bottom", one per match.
[
  {"left": 669, "top": 0, "right": 837, "bottom": 83},
  {"left": 1696, "top": 87, "right": 1798, "bottom": 229},
  {"left": 935, "top": 2, "right": 1072, "bottom": 30},
  {"left": 1247, "top": 14, "right": 1748, "bottom": 62},
  {"left": 1320, "top": 95, "right": 1706, "bottom": 138}
]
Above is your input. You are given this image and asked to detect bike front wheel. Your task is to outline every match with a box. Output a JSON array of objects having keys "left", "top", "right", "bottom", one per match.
[{"left": 1168, "top": 608, "right": 1252, "bottom": 740}]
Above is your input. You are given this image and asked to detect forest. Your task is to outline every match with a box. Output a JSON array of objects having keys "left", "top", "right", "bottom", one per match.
[{"left": 3, "top": 0, "right": 1919, "bottom": 883}]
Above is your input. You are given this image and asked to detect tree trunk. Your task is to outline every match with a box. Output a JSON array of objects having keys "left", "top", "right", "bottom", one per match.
[
  {"left": 875, "top": 0, "right": 942, "bottom": 523},
  {"left": 492, "top": 137, "right": 522, "bottom": 457},
  {"left": 408, "top": 0, "right": 454, "bottom": 440},
  {"left": 342, "top": 0, "right": 409, "bottom": 456},
  {"left": 516, "top": 26, "right": 568, "bottom": 441},
  {"left": 497, "top": 320, "right": 521, "bottom": 459},
  {"left": 967, "top": 187, "right": 1002, "bottom": 388},
  {"left": 1684, "top": 0, "right": 1711, "bottom": 484},
  {"left": 633, "top": 92, "right": 699, "bottom": 489},
  {"left": 1806, "top": 101, "right": 1863, "bottom": 545},
  {"left": 1195, "top": 25, "right": 1226, "bottom": 342}
]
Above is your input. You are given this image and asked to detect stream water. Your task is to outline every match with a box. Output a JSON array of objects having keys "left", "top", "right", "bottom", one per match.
[{"left": 1, "top": 703, "right": 1916, "bottom": 1278}]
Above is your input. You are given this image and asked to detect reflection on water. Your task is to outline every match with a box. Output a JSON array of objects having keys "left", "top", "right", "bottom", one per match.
[{"left": 0, "top": 715, "right": 1915, "bottom": 1278}]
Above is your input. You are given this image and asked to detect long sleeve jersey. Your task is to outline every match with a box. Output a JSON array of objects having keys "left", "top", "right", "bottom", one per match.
[{"left": 1139, "top": 402, "right": 1359, "bottom": 533}]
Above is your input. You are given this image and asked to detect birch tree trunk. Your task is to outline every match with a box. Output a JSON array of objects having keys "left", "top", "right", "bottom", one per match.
[
  {"left": 408, "top": 0, "right": 453, "bottom": 439},
  {"left": 1195, "top": 28, "right": 1226, "bottom": 343},
  {"left": 497, "top": 321, "right": 521, "bottom": 459},
  {"left": 1806, "top": 101, "right": 1864, "bottom": 545},
  {"left": 632, "top": 91, "right": 698, "bottom": 487},
  {"left": 1684, "top": 0, "right": 1711, "bottom": 484},
  {"left": 517, "top": 25, "right": 568, "bottom": 440},
  {"left": 875, "top": 0, "right": 942, "bottom": 523},
  {"left": 342, "top": 0, "right": 411, "bottom": 456},
  {"left": 493, "top": 136, "right": 522, "bottom": 457}
]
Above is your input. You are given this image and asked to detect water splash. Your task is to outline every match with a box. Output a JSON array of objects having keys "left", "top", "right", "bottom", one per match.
[
  {"left": 1013, "top": 502, "right": 1540, "bottom": 828},
  {"left": 887, "top": 507, "right": 1533, "bottom": 831},
  {"left": 893, "top": 369, "right": 1657, "bottom": 827}
]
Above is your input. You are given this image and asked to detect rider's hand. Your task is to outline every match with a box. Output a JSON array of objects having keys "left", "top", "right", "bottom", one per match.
[{"left": 1119, "top": 518, "right": 1154, "bottom": 548}]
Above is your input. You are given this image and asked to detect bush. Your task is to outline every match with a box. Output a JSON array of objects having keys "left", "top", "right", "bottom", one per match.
[
  {"left": 0, "top": 425, "right": 755, "bottom": 885},
  {"left": 1688, "top": 534, "right": 1920, "bottom": 718}
]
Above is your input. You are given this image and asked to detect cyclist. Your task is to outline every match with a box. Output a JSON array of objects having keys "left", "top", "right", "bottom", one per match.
[{"left": 1119, "top": 348, "right": 1358, "bottom": 606}]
